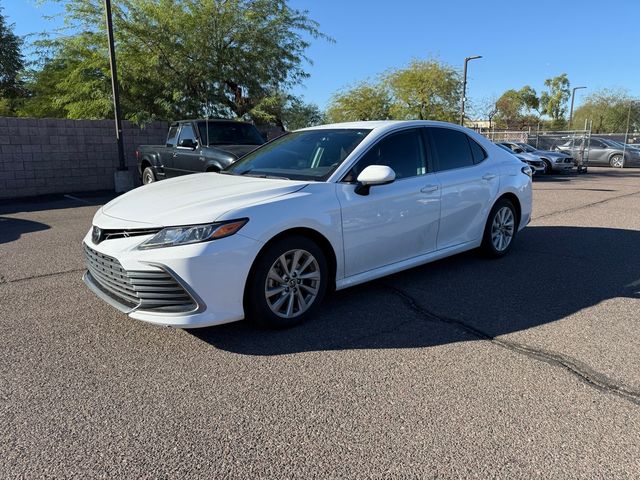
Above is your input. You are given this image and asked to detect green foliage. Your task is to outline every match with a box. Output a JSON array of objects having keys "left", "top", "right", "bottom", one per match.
[
  {"left": 540, "top": 73, "right": 570, "bottom": 121},
  {"left": 572, "top": 89, "right": 640, "bottom": 133},
  {"left": 326, "top": 82, "right": 392, "bottom": 123},
  {"left": 326, "top": 58, "right": 461, "bottom": 123},
  {"left": 385, "top": 60, "right": 460, "bottom": 121},
  {"left": 494, "top": 86, "right": 539, "bottom": 128},
  {"left": 22, "top": 0, "right": 330, "bottom": 123},
  {"left": 0, "top": 5, "right": 25, "bottom": 110},
  {"left": 250, "top": 92, "right": 324, "bottom": 130}
]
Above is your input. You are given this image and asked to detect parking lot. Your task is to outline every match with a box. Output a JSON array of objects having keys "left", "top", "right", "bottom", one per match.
[{"left": 1, "top": 167, "right": 640, "bottom": 478}]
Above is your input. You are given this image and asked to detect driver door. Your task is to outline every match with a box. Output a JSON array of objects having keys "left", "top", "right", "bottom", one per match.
[
  {"left": 171, "top": 123, "right": 204, "bottom": 175},
  {"left": 335, "top": 128, "right": 441, "bottom": 277}
]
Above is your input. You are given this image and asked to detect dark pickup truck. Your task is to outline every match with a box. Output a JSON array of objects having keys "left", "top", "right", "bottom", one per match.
[{"left": 136, "top": 119, "right": 265, "bottom": 184}]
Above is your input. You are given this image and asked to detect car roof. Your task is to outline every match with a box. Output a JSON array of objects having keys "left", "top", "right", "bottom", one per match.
[
  {"left": 172, "top": 119, "right": 254, "bottom": 125},
  {"left": 297, "top": 119, "right": 477, "bottom": 136}
]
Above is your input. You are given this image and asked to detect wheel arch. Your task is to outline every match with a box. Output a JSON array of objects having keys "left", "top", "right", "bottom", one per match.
[
  {"left": 246, "top": 227, "right": 338, "bottom": 294},
  {"left": 494, "top": 192, "right": 522, "bottom": 228}
]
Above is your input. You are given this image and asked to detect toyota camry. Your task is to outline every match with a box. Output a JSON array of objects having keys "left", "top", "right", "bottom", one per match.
[{"left": 83, "top": 120, "right": 532, "bottom": 329}]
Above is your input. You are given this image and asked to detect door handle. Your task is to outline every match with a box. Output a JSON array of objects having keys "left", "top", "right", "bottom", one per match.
[
  {"left": 420, "top": 184, "right": 439, "bottom": 193},
  {"left": 482, "top": 173, "right": 496, "bottom": 181}
]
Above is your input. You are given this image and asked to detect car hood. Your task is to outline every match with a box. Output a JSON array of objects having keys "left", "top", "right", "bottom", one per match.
[
  {"left": 534, "top": 149, "right": 568, "bottom": 158},
  {"left": 99, "top": 173, "right": 309, "bottom": 227},
  {"left": 518, "top": 152, "right": 540, "bottom": 161}
]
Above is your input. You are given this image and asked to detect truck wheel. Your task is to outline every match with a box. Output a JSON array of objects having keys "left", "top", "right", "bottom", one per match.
[{"left": 142, "top": 167, "right": 156, "bottom": 184}]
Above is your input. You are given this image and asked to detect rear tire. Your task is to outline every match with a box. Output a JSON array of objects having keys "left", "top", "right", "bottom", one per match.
[
  {"left": 609, "top": 154, "right": 625, "bottom": 168},
  {"left": 244, "top": 235, "right": 328, "bottom": 329},
  {"left": 142, "top": 166, "right": 156, "bottom": 184},
  {"left": 481, "top": 199, "right": 518, "bottom": 258}
]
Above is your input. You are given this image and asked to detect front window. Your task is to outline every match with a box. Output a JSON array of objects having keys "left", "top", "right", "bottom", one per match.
[{"left": 225, "top": 129, "right": 371, "bottom": 181}]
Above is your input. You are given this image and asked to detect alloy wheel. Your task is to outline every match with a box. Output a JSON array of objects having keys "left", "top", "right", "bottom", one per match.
[
  {"left": 264, "top": 249, "right": 321, "bottom": 318},
  {"left": 610, "top": 155, "right": 624, "bottom": 168},
  {"left": 143, "top": 169, "right": 155, "bottom": 184},
  {"left": 491, "top": 206, "right": 515, "bottom": 252}
]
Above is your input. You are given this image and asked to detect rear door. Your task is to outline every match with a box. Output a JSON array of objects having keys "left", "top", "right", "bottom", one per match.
[{"left": 427, "top": 127, "right": 499, "bottom": 250}]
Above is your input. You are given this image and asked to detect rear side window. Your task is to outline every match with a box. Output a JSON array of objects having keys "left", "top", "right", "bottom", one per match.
[
  {"left": 428, "top": 127, "right": 475, "bottom": 171},
  {"left": 166, "top": 126, "right": 179, "bottom": 147},
  {"left": 468, "top": 138, "right": 487, "bottom": 164}
]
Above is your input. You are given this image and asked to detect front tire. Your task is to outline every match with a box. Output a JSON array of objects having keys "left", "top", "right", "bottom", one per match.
[
  {"left": 481, "top": 199, "right": 518, "bottom": 258},
  {"left": 542, "top": 159, "right": 553, "bottom": 175},
  {"left": 142, "top": 166, "right": 156, "bottom": 184},
  {"left": 244, "top": 235, "right": 328, "bottom": 328},
  {"left": 609, "top": 154, "right": 625, "bottom": 168}
]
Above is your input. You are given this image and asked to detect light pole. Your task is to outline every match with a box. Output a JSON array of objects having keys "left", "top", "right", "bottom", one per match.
[
  {"left": 568, "top": 86, "right": 586, "bottom": 130},
  {"left": 460, "top": 55, "right": 482, "bottom": 125},
  {"left": 104, "top": 0, "right": 130, "bottom": 192}
]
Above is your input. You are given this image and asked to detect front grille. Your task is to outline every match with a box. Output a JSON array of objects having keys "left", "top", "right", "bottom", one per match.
[{"left": 83, "top": 243, "right": 196, "bottom": 312}]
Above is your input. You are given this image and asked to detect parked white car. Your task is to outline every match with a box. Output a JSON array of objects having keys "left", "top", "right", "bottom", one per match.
[{"left": 83, "top": 120, "right": 532, "bottom": 329}]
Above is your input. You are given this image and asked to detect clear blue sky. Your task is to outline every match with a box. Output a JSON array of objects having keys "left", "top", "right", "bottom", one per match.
[{"left": 4, "top": 0, "right": 639, "bottom": 113}]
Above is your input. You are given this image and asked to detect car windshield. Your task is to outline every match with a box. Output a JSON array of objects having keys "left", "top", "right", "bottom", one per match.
[
  {"left": 224, "top": 129, "right": 372, "bottom": 181},
  {"left": 517, "top": 143, "right": 536, "bottom": 152},
  {"left": 197, "top": 121, "right": 264, "bottom": 146}
]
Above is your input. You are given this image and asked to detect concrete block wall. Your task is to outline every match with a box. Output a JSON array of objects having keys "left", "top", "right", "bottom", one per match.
[{"left": 0, "top": 117, "right": 168, "bottom": 200}]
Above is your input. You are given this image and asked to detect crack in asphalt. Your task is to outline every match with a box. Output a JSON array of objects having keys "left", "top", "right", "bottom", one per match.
[
  {"left": 0, "top": 268, "right": 84, "bottom": 285},
  {"left": 533, "top": 189, "right": 640, "bottom": 221},
  {"left": 382, "top": 284, "right": 640, "bottom": 407}
]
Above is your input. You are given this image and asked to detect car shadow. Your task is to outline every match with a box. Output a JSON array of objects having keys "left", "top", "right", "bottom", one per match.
[
  {"left": 190, "top": 226, "right": 640, "bottom": 356},
  {"left": 0, "top": 191, "right": 117, "bottom": 215},
  {"left": 0, "top": 217, "right": 51, "bottom": 244}
]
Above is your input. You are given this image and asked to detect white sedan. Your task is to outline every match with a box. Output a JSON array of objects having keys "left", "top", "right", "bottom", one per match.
[{"left": 83, "top": 120, "right": 532, "bottom": 329}]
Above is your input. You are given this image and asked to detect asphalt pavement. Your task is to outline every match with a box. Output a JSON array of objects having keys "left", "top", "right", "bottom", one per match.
[{"left": 1, "top": 168, "right": 640, "bottom": 478}]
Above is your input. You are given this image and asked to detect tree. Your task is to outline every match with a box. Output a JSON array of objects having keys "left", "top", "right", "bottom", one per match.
[
  {"left": 326, "top": 58, "right": 461, "bottom": 123},
  {"left": 540, "top": 74, "right": 570, "bottom": 126},
  {"left": 386, "top": 59, "right": 460, "bottom": 121},
  {"left": 326, "top": 82, "right": 392, "bottom": 123},
  {"left": 494, "top": 86, "right": 539, "bottom": 129},
  {"left": 250, "top": 92, "right": 324, "bottom": 130},
  {"left": 572, "top": 89, "right": 640, "bottom": 133},
  {"left": 24, "top": 0, "right": 329, "bottom": 122},
  {"left": 0, "top": 5, "right": 25, "bottom": 112}
]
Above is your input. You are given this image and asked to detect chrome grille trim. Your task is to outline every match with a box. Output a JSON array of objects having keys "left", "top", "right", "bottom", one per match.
[{"left": 83, "top": 243, "right": 199, "bottom": 313}]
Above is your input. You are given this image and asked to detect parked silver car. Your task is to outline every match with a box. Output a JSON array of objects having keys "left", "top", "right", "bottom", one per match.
[
  {"left": 499, "top": 141, "right": 574, "bottom": 174},
  {"left": 557, "top": 137, "right": 640, "bottom": 168},
  {"left": 496, "top": 143, "right": 545, "bottom": 175}
]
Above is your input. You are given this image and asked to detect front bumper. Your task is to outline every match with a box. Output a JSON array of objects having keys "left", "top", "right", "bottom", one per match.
[
  {"left": 82, "top": 229, "right": 263, "bottom": 328},
  {"left": 551, "top": 160, "right": 575, "bottom": 171}
]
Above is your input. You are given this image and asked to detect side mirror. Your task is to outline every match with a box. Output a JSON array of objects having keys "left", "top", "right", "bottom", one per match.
[
  {"left": 179, "top": 138, "right": 197, "bottom": 149},
  {"left": 514, "top": 148, "right": 524, "bottom": 153},
  {"left": 354, "top": 165, "right": 396, "bottom": 196}
]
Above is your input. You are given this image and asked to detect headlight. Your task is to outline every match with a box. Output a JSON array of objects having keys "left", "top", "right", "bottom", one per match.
[
  {"left": 554, "top": 158, "right": 564, "bottom": 163},
  {"left": 138, "top": 219, "right": 248, "bottom": 249}
]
